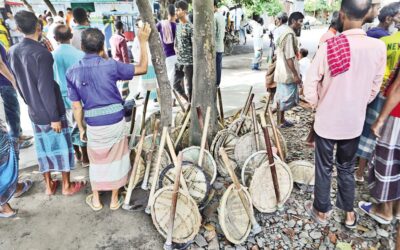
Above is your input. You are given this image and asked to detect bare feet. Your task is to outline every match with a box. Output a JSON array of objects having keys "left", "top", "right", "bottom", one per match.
[{"left": 1, "top": 203, "right": 15, "bottom": 215}]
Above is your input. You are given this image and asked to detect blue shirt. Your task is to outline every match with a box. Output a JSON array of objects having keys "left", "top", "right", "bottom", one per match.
[
  {"left": 366, "top": 27, "right": 390, "bottom": 39},
  {"left": 52, "top": 44, "right": 84, "bottom": 109},
  {"left": 66, "top": 54, "right": 134, "bottom": 126},
  {"left": 0, "top": 44, "right": 12, "bottom": 87}
]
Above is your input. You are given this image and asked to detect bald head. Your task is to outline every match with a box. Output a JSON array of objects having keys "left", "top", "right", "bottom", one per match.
[
  {"left": 54, "top": 24, "right": 73, "bottom": 43},
  {"left": 341, "top": 0, "right": 372, "bottom": 20}
]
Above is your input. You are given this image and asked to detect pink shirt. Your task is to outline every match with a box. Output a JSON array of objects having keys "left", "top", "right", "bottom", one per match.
[
  {"left": 304, "top": 29, "right": 386, "bottom": 140},
  {"left": 109, "top": 34, "right": 130, "bottom": 63}
]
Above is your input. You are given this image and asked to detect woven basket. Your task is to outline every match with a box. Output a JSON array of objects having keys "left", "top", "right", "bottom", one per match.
[
  {"left": 182, "top": 146, "right": 217, "bottom": 184},
  {"left": 151, "top": 186, "right": 201, "bottom": 243},
  {"left": 249, "top": 160, "right": 293, "bottom": 213},
  {"left": 159, "top": 162, "right": 210, "bottom": 207},
  {"left": 219, "top": 184, "right": 252, "bottom": 244},
  {"left": 211, "top": 130, "right": 239, "bottom": 177},
  {"left": 146, "top": 145, "right": 172, "bottom": 189},
  {"left": 171, "top": 126, "right": 190, "bottom": 152},
  {"left": 266, "top": 125, "right": 288, "bottom": 161},
  {"left": 234, "top": 132, "right": 266, "bottom": 166},
  {"left": 129, "top": 149, "right": 146, "bottom": 186},
  {"left": 228, "top": 117, "right": 260, "bottom": 136},
  {"left": 144, "top": 111, "right": 161, "bottom": 136},
  {"left": 241, "top": 150, "right": 282, "bottom": 187},
  {"left": 288, "top": 160, "right": 315, "bottom": 185},
  {"left": 174, "top": 111, "right": 186, "bottom": 127}
]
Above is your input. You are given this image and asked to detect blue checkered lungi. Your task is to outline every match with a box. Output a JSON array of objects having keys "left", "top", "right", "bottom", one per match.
[
  {"left": 356, "top": 94, "right": 386, "bottom": 160},
  {"left": 32, "top": 116, "right": 75, "bottom": 173}
]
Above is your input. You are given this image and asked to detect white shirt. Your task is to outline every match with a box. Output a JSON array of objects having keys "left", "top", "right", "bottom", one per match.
[
  {"left": 252, "top": 23, "right": 264, "bottom": 51},
  {"left": 299, "top": 57, "right": 311, "bottom": 82},
  {"left": 5, "top": 19, "right": 22, "bottom": 37}
]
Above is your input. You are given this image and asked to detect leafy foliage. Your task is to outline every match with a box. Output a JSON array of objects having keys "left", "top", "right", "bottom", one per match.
[
  {"left": 220, "top": 0, "right": 283, "bottom": 16},
  {"left": 304, "top": 0, "right": 341, "bottom": 13}
]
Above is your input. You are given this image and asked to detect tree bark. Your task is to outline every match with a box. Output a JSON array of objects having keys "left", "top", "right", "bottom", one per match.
[
  {"left": 159, "top": 0, "right": 168, "bottom": 20},
  {"left": 190, "top": 0, "right": 218, "bottom": 145},
  {"left": 43, "top": 0, "right": 57, "bottom": 16},
  {"left": 136, "top": 0, "right": 173, "bottom": 128},
  {"left": 21, "top": 0, "right": 35, "bottom": 13}
]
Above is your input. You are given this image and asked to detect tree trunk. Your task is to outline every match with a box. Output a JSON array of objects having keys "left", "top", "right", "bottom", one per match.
[
  {"left": 190, "top": 0, "right": 218, "bottom": 145},
  {"left": 43, "top": 0, "right": 57, "bottom": 16},
  {"left": 136, "top": 0, "right": 173, "bottom": 128},
  {"left": 21, "top": 0, "right": 35, "bottom": 13},
  {"left": 159, "top": 0, "right": 168, "bottom": 20}
]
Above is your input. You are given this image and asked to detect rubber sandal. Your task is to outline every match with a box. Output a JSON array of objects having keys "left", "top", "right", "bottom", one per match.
[
  {"left": 280, "top": 120, "right": 295, "bottom": 129},
  {"left": 344, "top": 212, "right": 359, "bottom": 229},
  {"left": 305, "top": 200, "right": 329, "bottom": 226},
  {"left": 355, "top": 174, "right": 364, "bottom": 183},
  {"left": 110, "top": 195, "right": 125, "bottom": 211},
  {"left": 14, "top": 180, "right": 33, "bottom": 198},
  {"left": 19, "top": 140, "right": 33, "bottom": 149},
  {"left": 358, "top": 201, "right": 392, "bottom": 225},
  {"left": 20, "top": 135, "right": 33, "bottom": 141},
  {"left": 63, "top": 181, "right": 86, "bottom": 196},
  {"left": 47, "top": 180, "right": 59, "bottom": 196},
  {"left": 86, "top": 194, "right": 103, "bottom": 211},
  {"left": 82, "top": 162, "right": 90, "bottom": 168},
  {"left": 0, "top": 209, "right": 18, "bottom": 218}
]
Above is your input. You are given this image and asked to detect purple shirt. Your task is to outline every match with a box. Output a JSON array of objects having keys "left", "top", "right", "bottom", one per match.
[
  {"left": 0, "top": 44, "right": 11, "bottom": 87},
  {"left": 366, "top": 27, "right": 390, "bottom": 39},
  {"left": 66, "top": 54, "right": 134, "bottom": 126},
  {"left": 156, "top": 21, "right": 176, "bottom": 58}
]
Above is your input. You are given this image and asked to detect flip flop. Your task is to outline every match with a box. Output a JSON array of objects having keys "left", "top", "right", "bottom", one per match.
[
  {"left": 82, "top": 162, "right": 90, "bottom": 168},
  {"left": 86, "top": 194, "right": 103, "bottom": 211},
  {"left": 14, "top": 180, "right": 33, "bottom": 198},
  {"left": 63, "top": 181, "right": 86, "bottom": 196},
  {"left": 358, "top": 201, "right": 392, "bottom": 225},
  {"left": 305, "top": 200, "right": 329, "bottom": 226},
  {"left": 47, "top": 180, "right": 59, "bottom": 196},
  {"left": 19, "top": 140, "right": 33, "bottom": 149},
  {"left": 20, "top": 135, "right": 33, "bottom": 141},
  {"left": 355, "top": 174, "right": 364, "bottom": 183},
  {"left": 110, "top": 195, "right": 125, "bottom": 211},
  {"left": 344, "top": 212, "right": 359, "bottom": 229},
  {"left": 0, "top": 209, "right": 18, "bottom": 218}
]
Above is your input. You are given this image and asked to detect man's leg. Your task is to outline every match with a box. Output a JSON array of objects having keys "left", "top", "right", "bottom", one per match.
[
  {"left": 371, "top": 201, "right": 394, "bottom": 221},
  {"left": 0, "top": 203, "right": 15, "bottom": 215},
  {"left": 216, "top": 52, "right": 223, "bottom": 86},
  {"left": 81, "top": 146, "right": 89, "bottom": 165},
  {"left": 335, "top": 137, "right": 360, "bottom": 224},
  {"left": 110, "top": 189, "right": 119, "bottom": 207},
  {"left": 313, "top": 133, "right": 335, "bottom": 215},
  {"left": 355, "top": 158, "right": 368, "bottom": 180},
  {"left": 43, "top": 172, "right": 56, "bottom": 195},
  {"left": 185, "top": 65, "right": 194, "bottom": 102},
  {"left": 0, "top": 86, "right": 21, "bottom": 139},
  {"left": 173, "top": 64, "right": 188, "bottom": 101}
]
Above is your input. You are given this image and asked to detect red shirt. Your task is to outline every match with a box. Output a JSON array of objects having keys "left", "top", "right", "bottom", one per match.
[{"left": 109, "top": 34, "right": 130, "bottom": 63}]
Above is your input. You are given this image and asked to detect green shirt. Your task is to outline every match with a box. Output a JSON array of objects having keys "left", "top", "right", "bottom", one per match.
[
  {"left": 175, "top": 22, "right": 193, "bottom": 65},
  {"left": 214, "top": 12, "right": 225, "bottom": 53}
]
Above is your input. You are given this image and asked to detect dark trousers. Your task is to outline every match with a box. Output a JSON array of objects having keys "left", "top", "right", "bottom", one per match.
[
  {"left": 173, "top": 64, "right": 193, "bottom": 101},
  {"left": 216, "top": 52, "right": 223, "bottom": 86},
  {"left": 0, "top": 85, "right": 21, "bottom": 139},
  {"left": 313, "top": 133, "right": 360, "bottom": 213}
]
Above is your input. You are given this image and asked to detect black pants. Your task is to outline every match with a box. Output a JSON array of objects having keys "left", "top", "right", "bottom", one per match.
[
  {"left": 313, "top": 133, "right": 360, "bottom": 213},
  {"left": 173, "top": 64, "right": 193, "bottom": 101},
  {"left": 216, "top": 52, "right": 223, "bottom": 86}
]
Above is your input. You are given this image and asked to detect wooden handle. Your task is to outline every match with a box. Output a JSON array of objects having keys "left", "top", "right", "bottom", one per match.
[
  {"left": 251, "top": 103, "right": 260, "bottom": 151},
  {"left": 241, "top": 86, "right": 253, "bottom": 116},
  {"left": 124, "top": 128, "right": 146, "bottom": 206},
  {"left": 129, "top": 106, "right": 137, "bottom": 136},
  {"left": 140, "top": 90, "right": 151, "bottom": 134},
  {"left": 166, "top": 133, "right": 189, "bottom": 194},
  {"left": 198, "top": 107, "right": 211, "bottom": 166},
  {"left": 267, "top": 107, "right": 284, "bottom": 162},
  {"left": 260, "top": 114, "right": 281, "bottom": 204},
  {"left": 236, "top": 93, "right": 255, "bottom": 135},
  {"left": 217, "top": 88, "right": 225, "bottom": 127},
  {"left": 196, "top": 106, "right": 209, "bottom": 150},
  {"left": 174, "top": 109, "right": 191, "bottom": 149},
  {"left": 146, "top": 127, "right": 168, "bottom": 212},
  {"left": 141, "top": 119, "right": 160, "bottom": 190},
  {"left": 173, "top": 89, "right": 186, "bottom": 113},
  {"left": 180, "top": 104, "right": 191, "bottom": 126},
  {"left": 165, "top": 152, "right": 184, "bottom": 247},
  {"left": 219, "top": 147, "right": 260, "bottom": 230}
]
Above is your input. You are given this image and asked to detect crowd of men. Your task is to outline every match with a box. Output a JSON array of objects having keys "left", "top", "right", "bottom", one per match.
[{"left": 0, "top": 0, "right": 400, "bottom": 241}]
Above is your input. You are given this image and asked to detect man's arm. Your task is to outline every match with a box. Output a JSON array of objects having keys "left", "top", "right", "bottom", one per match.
[
  {"left": 284, "top": 34, "right": 301, "bottom": 84},
  {"left": 369, "top": 45, "right": 387, "bottom": 103},
  {"left": 121, "top": 39, "right": 130, "bottom": 64},
  {"left": 304, "top": 44, "right": 326, "bottom": 108},
  {"left": 0, "top": 54, "right": 16, "bottom": 89},
  {"left": 134, "top": 23, "right": 151, "bottom": 76},
  {"left": 372, "top": 72, "right": 400, "bottom": 137},
  {"left": 72, "top": 101, "right": 87, "bottom": 141},
  {"left": 37, "top": 52, "right": 61, "bottom": 131}
]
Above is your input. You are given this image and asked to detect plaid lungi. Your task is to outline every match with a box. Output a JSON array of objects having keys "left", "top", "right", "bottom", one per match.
[
  {"left": 32, "top": 116, "right": 75, "bottom": 173},
  {"left": 368, "top": 115, "right": 400, "bottom": 202},
  {"left": 356, "top": 94, "right": 386, "bottom": 160},
  {"left": 275, "top": 82, "right": 299, "bottom": 111}
]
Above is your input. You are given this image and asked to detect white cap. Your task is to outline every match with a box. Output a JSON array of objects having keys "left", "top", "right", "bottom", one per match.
[{"left": 54, "top": 16, "right": 64, "bottom": 24}]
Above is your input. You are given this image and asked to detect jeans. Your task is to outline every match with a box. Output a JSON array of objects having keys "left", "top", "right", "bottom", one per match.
[
  {"left": 0, "top": 85, "right": 21, "bottom": 139},
  {"left": 173, "top": 64, "right": 193, "bottom": 101},
  {"left": 216, "top": 52, "right": 223, "bottom": 86},
  {"left": 313, "top": 133, "right": 360, "bottom": 213}
]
